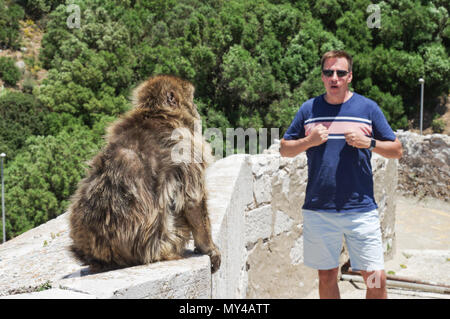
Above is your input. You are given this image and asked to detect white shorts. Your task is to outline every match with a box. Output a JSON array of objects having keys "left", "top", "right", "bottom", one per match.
[{"left": 302, "top": 209, "right": 385, "bottom": 271}]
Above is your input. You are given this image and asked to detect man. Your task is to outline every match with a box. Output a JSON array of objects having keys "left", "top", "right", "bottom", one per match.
[{"left": 280, "top": 50, "right": 402, "bottom": 299}]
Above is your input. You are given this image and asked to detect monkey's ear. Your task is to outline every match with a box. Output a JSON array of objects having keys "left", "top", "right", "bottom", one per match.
[{"left": 166, "top": 91, "right": 178, "bottom": 107}]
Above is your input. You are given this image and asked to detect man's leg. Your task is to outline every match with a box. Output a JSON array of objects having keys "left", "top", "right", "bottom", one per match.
[
  {"left": 361, "top": 270, "right": 387, "bottom": 299},
  {"left": 344, "top": 210, "right": 387, "bottom": 299},
  {"left": 303, "top": 210, "right": 344, "bottom": 299},
  {"left": 318, "top": 267, "right": 340, "bottom": 299}
]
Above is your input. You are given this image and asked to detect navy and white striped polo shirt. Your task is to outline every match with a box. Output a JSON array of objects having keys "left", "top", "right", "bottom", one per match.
[{"left": 283, "top": 92, "right": 396, "bottom": 213}]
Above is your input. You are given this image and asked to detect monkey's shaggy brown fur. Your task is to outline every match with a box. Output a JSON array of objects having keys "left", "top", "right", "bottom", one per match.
[{"left": 68, "top": 75, "right": 221, "bottom": 273}]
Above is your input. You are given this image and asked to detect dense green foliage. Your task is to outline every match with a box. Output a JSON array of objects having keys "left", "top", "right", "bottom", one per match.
[
  {"left": 16, "top": 0, "right": 65, "bottom": 19},
  {"left": 3, "top": 127, "right": 100, "bottom": 237},
  {"left": 0, "top": 0, "right": 449, "bottom": 239},
  {"left": 35, "top": 0, "right": 450, "bottom": 132},
  {"left": 0, "top": 0, "right": 24, "bottom": 49},
  {"left": 0, "top": 92, "right": 49, "bottom": 159},
  {"left": 0, "top": 56, "right": 21, "bottom": 85}
]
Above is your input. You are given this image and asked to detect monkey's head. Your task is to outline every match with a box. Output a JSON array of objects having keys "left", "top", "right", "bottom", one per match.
[{"left": 132, "top": 75, "right": 201, "bottom": 121}]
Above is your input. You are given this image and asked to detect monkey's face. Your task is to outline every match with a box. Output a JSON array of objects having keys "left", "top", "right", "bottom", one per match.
[
  {"left": 171, "top": 81, "right": 202, "bottom": 122},
  {"left": 193, "top": 106, "right": 201, "bottom": 120},
  {"left": 187, "top": 90, "right": 202, "bottom": 121}
]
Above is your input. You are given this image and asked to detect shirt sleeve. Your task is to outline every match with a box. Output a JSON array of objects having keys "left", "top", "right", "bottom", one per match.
[
  {"left": 371, "top": 104, "right": 396, "bottom": 141},
  {"left": 283, "top": 107, "right": 306, "bottom": 140}
]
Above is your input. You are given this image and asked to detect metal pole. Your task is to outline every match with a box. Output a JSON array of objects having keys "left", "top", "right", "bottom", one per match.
[
  {"left": 1, "top": 153, "right": 5, "bottom": 243},
  {"left": 342, "top": 268, "right": 450, "bottom": 289},
  {"left": 419, "top": 78, "right": 424, "bottom": 135},
  {"left": 341, "top": 274, "right": 450, "bottom": 294}
]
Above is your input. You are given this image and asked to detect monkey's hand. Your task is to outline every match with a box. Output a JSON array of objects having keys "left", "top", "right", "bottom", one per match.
[
  {"left": 194, "top": 246, "right": 221, "bottom": 273},
  {"left": 209, "top": 247, "right": 221, "bottom": 273}
]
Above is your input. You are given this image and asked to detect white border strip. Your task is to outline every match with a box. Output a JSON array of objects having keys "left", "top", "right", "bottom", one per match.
[{"left": 305, "top": 116, "right": 372, "bottom": 124}]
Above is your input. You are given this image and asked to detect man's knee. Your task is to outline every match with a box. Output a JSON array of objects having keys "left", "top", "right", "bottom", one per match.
[
  {"left": 318, "top": 267, "right": 339, "bottom": 284},
  {"left": 361, "top": 270, "right": 386, "bottom": 289}
]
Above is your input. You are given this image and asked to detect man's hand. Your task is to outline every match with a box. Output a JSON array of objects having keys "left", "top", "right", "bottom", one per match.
[
  {"left": 280, "top": 124, "right": 329, "bottom": 158},
  {"left": 344, "top": 129, "right": 371, "bottom": 148},
  {"left": 308, "top": 124, "right": 329, "bottom": 147}
]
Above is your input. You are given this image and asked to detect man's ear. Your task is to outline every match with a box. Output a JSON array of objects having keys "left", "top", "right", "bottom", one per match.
[{"left": 166, "top": 91, "right": 177, "bottom": 107}]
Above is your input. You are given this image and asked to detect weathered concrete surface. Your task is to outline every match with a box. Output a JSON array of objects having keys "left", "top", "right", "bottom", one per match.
[
  {"left": 57, "top": 254, "right": 211, "bottom": 299},
  {"left": 372, "top": 150, "right": 398, "bottom": 260},
  {"left": 0, "top": 213, "right": 80, "bottom": 296},
  {"left": 2, "top": 288, "right": 96, "bottom": 299},
  {"left": 207, "top": 154, "right": 253, "bottom": 298},
  {"left": 384, "top": 196, "right": 450, "bottom": 286},
  {"left": 0, "top": 208, "right": 212, "bottom": 298},
  {"left": 394, "top": 196, "right": 450, "bottom": 251}
]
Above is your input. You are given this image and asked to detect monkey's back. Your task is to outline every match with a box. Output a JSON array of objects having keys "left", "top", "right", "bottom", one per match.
[{"left": 69, "top": 110, "right": 192, "bottom": 270}]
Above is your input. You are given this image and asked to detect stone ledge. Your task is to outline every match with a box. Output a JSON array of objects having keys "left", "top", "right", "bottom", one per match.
[
  {"left": 56, "top": 254, "right": 211, "bottom": 299},
  {"left": 1, "top": 288, "right": 96, "bottom": 299}
]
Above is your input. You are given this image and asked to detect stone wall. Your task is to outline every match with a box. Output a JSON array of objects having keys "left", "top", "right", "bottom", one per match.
[
  {"left": 0, "top": 149, "right": 398, "bottom": 298},
  {"left": 396, "top": 131, "right": 449, "bottom": 200}
]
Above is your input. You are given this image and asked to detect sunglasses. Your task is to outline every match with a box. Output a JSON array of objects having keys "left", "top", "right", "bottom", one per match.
[{"left": 322, "top": 69, "right": 350, "bottom": 77}]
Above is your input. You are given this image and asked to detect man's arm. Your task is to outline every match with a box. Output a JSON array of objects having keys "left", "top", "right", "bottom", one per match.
[
  {"left": 344, "top": 130, "right": 403, "bottom": 159},
  {"left": 280, "top": 124, "right": 328, "bottom": 157},
  {"left": 372, "top": 138, "right": 403, "bottom": 159}
]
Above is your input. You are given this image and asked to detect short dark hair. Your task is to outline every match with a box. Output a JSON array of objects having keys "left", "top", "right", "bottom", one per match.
[{"left": 321, "top": 50, "right": 353, "bottom": 72}]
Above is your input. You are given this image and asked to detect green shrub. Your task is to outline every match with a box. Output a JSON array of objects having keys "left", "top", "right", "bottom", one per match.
[
  {"left": 0, "top": 1, "right": 24, "bottom": 49},
  {"left": 0, "top": 57, "right": 21, "bottom": 86},
  {"left": 22, "top": 73, "right": 37, "bottom": 93},
  {"left": 16, "top": 0, "right": 65, "bottom": 19},
  {"left": 431, "top": 116, "right": 445, "bottom": 133},
  {"left": 0, "top": 91, "right": 49, "bottom": 159},
  {"left": 2, "top": 126, "right": 100, "bottom": 239}
]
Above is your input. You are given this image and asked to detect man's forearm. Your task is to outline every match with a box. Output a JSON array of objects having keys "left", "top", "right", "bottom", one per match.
[
  {"left": 372, "top": 138, "right": 403, "bottom": 159},
  {"left": 280, "top": 137, "right": 313, "bottom": 157},
  {"left": 280, "top": 136, "right": 403, "bottom": 159}
]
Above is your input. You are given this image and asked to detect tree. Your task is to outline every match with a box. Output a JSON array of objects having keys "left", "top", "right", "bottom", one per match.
[
  {"left": 0, "top": 57, "right": 21, "bottom": 86},
  {"left": 0, "top": 1, "right": 24, "bottom": 49},
  {"left": 0, "top": 91, "right": 49, "bottom": 160},
  {"left": 17, "top": 0, "right": 65, "bottom": 19},
  {"left": 38, "top": 51, "right": 130, "bottom": 127},
  {"left": 2, "top": 125, "right": 100, "bottom": 239},
  {"left": 336, "top": 7, "right": 373, "bottom": 54},
  {"left": 421, "top": 42, "right": 450, "bottom": 99}
]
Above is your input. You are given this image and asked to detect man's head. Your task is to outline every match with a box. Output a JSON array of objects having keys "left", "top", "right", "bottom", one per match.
[
  {"left": 321, "top": 50, "right": 353, "bottom": 72},
  {"left": 321, "top": 50, "right": 353, "bottom": 101}
]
